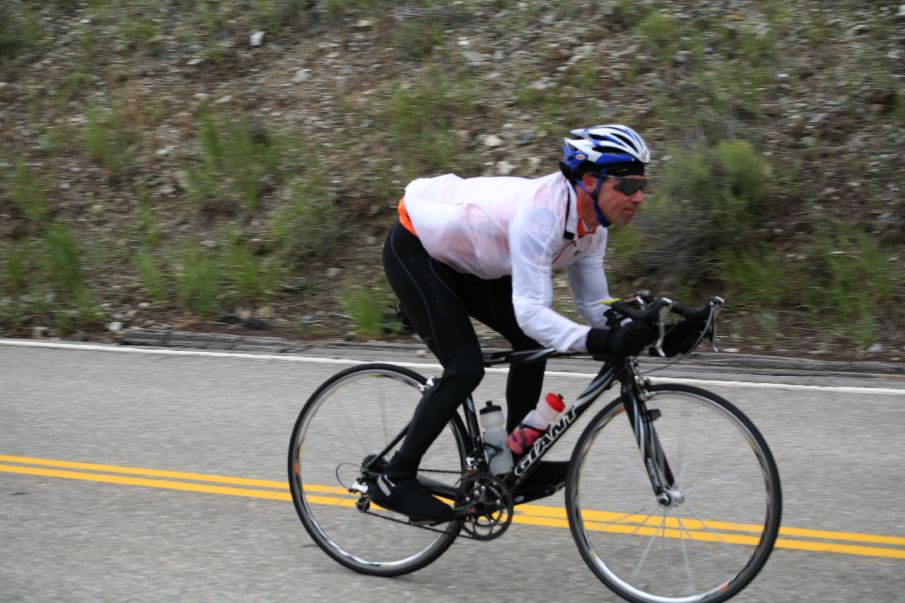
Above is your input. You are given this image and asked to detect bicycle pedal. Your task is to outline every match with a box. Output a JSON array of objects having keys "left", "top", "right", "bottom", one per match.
[
  {"left": 350, "top": 480, "right": 369, "bottom": 495},
  {"left": 451, "top": 504, "right": 477, "bottom": 519}
]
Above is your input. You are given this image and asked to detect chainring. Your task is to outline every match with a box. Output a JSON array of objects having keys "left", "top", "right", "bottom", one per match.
[{"left": 456, "top": 472, "right": 514, "bottom": 541}]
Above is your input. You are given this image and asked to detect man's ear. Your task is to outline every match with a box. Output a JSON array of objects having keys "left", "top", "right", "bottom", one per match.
[{"left": 580, "top": 172, "right": 599, "bottom": 189}]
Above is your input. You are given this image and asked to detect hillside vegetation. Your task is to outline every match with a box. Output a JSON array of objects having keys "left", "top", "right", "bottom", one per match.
[{"left": 1, "top": 0, "right": 903, "bottom": 360}]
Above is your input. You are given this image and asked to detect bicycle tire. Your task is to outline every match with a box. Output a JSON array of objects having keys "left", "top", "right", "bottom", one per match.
[
  {"left": 288, "top": 363, "right": 467, "bottom": 576},
  {"left": 566, "top": 383, "right": 782, "bottom": 603}
]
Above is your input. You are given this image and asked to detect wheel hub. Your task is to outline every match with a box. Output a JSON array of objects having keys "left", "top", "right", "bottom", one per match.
[{"left": 657, "top": 487, "right": 686, "bottom": 507}]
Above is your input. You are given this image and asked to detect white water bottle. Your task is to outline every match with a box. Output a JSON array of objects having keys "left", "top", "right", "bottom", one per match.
[
  {"left": 507, "top": 393, "right": 566, "bottom": 455},
  {"left": 480, "top": 401, "right": 514, "bottom": 475}
]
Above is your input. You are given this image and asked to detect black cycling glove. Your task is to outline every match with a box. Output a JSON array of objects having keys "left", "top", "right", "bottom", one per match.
[{"left": 586, "top": 320, "right": 658, "bottom": 357}]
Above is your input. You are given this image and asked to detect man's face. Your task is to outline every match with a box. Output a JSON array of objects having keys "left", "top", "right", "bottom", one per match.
[{"left": 596, "top": 175, "right": 646, "bottom": 226}]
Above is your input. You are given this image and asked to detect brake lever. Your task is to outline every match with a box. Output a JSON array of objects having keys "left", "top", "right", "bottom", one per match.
[
  {"left": 707, "top": 296, "right": 724, "bottom": 352},
  {"left": 652, "top": 297, "right": 673, "bottom": 357}
]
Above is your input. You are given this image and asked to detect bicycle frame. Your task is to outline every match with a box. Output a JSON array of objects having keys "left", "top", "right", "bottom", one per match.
[
  {"left": 478, "top": 350, "right": 618, "bottom": 486},
  {"left": 478, "top": 351, "right": 676, "bottom": 502},
  {"left": 362, "top": 295, "right": 724, "bottom": 502},
  {"left": 362, "top": 349, "right": 677, "bottom": 505}
]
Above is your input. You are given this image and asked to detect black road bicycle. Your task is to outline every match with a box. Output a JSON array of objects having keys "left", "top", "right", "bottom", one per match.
[{"left": 289, "top": 295, "right": 782, "bottom": 603}]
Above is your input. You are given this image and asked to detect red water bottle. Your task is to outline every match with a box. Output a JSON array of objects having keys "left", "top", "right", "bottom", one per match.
[{"left": 507, "top": 393, "right": 566, "bottom": 455}]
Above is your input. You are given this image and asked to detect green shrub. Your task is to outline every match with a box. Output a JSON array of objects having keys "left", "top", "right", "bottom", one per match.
[
  {"left": 323, "top": 0, "right": 378, "bottom": 20},
  {"left": 73, "top": 288, "right": 103, "bottom": 325},
  {"left": 636, "top": 11, "right": 679, "bottom": 64},
  {"left": 10, "top": 159, "right": 48, "bottom": 224},
  {"left": 737, "top": 26, "right": 777, "bottom": 69},
  {"left": 341, "top": 285, "right": 386, "bottom": 338},
  {"left": 2, "top": 247, "right": 28, "bottom": 294},
  {"left": 42, "top": 224, "right": 85, "bottom": 301},
  {"left": 636, "top": 139, "right": 768, "bottom": 287},
  {"left": 84, "top": 105, "right": 133, "bottom": 178},
  {"left": 220, "top": 230, "right": 284, "bottom": 304},
  {"left": 120, "top": 9, "right": 166, "bottom": 55},
  {"left": 807, "top": 227, "right": 898, "bottom": 346},
  {"left": 604, "top": 224, "right": 644, "bottom": 290},
  {"left": 0, "top": 233, "right": 98, "bottom": 332},
  {"left": 515, "top": 84, "right": 564, "bottom": 133},
  {"left": 174, "top": 243, "right": 221, "bottom": 316},
  {"left": 613, "top": 0, "right": 643, "bottom": 28},
  {"left": 0, "top": 6, "right": 25, "bottom": 62},
  {"left": 390, "top": 82, "right": 454, "bottom": 173},
  {"left": 385, "top": 68, "right": 480, "bottom": 177},
  {"left": 272, "top": 177, "right": 337, "bottom": 261},
  {"left": 135, "top": 249, "right": 167, "bottom": 301},
  {"left": 190, "top": 110, "right": 283, "bottom": 212},
  {"left": 136, "top": 186, "right": 162, "bottom": 246},
  {"left": 720, "top": 250, "right": 792, "bottom": 310},
  {"left": 715, "top": 26, "right": 777, "bottom": 118},
  {"left": 393, "top": 18, "right": 444, "bottom": 60},
  {"left": 253, "top": 0, "right": 312, "bottom": 31},
  {"left": 0, "top": 5, "right": 42, "bottom": 67}
]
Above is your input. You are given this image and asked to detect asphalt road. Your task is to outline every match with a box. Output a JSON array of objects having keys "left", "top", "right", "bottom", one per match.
[{"left": 1, "top": 340, "right": 904, "bottom": 602}]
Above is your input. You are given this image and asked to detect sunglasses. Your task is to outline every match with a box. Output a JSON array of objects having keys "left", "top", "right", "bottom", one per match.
[{"left": 607, "top": 176, "right": 648, "bottom": 196}]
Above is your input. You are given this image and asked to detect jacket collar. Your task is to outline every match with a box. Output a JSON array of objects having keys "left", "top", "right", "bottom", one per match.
[{"left": 561, "top": 173, "right": 579, "bottom": 240}]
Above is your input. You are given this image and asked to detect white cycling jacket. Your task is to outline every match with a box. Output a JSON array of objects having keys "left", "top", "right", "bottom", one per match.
[{"left": 400, "top": 171, "right": 611, "bottom": 353}]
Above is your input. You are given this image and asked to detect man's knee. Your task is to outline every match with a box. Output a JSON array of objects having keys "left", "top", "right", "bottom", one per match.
[
  {"left": 507, "top": 332, "right": 541, "bottom": 351},
  {"left": 441, "top": 343, "right": 485, "bottom": 389}
]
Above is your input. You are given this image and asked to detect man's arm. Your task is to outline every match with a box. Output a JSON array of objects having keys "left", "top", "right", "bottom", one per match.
[
  {"left": 509, "top": 207, "right": 592, "bottom": 353},
  {"left": 567, "top": 241, "right": 611, "bottom": 329}
]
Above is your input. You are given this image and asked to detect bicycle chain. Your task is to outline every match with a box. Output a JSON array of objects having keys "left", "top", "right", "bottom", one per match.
[
  {"left": 357, "top": 507, "right": 483, "bottom": 538},
  {"left": 354, "top": 468, "right": 508, "bottom": 541}
]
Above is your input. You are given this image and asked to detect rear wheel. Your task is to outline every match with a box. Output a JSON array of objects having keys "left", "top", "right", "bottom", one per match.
[
  {"left": 289, "top": 363, "right": 467, "bottom": 576},
  {"left": 566, "top": 383, "right": 781, "bottom": 603}
]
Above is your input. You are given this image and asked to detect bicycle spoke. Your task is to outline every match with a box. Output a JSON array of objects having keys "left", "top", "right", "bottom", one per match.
[
  {"left": 682, "top": 502, "right": 757, "bottom": 566},
  {"left": 682, "top": 472, "right": 745, "bottom": 496},
  {"left": 668, "top": 410, "right": 690, "bottom": 486},
  {"left": 379, "top": 392, "right": 389, "bottom": 451},
  {"left": 629, "top": 506, "right": 663, "bottom": 537},
  {"left": 604, "top": 428, "right": 650, "bottom": 484},
  {"left": 631, "top": 507, "right": 666, "bottom": 586},
  {"left": 579, "top": 499, "right": 660, "bottom": 533},
  {"left": 673, "top": 509, "right": 698, "bottom": 595}
]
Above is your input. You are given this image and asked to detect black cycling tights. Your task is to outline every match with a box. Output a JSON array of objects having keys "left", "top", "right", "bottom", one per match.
[{"left": 382, "top": 221, "right": 547, "bottom": 468}]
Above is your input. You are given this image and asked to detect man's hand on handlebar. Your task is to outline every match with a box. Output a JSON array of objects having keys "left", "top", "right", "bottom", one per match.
[
  {"left": 590, "top": 292, "right": 724, "bottom": 358},
  {"left": 586, "top": 320, "right": 658, "bottom": 358}
]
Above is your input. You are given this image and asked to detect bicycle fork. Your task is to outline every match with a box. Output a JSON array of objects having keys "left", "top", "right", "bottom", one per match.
[{"left": 622, "top": 386, "right": 681, "bottom": 507}]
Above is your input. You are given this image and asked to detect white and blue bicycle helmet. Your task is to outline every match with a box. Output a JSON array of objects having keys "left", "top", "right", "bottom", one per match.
[
  {"left": 561, "top": 124, "right": 651, "bottom": 174},
  {"left": 561, "top": 124, "right": 651, "bottom": 226}
]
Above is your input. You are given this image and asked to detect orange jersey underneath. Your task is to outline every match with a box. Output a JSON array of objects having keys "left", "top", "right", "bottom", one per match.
[{"left": 397, "top": 197, "right": 417, "bottom": 236}]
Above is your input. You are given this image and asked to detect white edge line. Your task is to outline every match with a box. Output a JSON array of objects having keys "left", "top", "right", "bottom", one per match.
[{"left": 2, "top": 339, "right": 903, "bottom": 396}]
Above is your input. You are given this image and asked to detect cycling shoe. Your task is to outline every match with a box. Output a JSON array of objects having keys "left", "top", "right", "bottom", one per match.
[
  {"left": 369, "top": 452, "right": 454, "bottom": 523},
  {"left": 370, "top": 473, "right": 454, "bottom": 522}
]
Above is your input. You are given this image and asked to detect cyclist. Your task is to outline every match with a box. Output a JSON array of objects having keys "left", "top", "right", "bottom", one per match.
[{"left": 374, "top": 125, "right": 658, "bottom": 522}]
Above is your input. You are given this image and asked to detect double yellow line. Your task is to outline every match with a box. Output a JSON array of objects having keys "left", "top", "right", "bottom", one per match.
[{"left": 2, "top": 454, "right": 904, "bottom": 560}]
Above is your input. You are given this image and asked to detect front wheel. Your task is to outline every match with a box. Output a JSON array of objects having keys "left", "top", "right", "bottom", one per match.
[
  {"left": 288, "top": 363, "right": 467, "bottom": 576},
  {"left": 566, "top": 383, "right": 782, "bottom": 603}
]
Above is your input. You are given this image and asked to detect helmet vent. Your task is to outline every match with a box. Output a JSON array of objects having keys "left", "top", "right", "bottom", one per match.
[{"left": 610, "top": 132, "right": 634, "bottom": 147}]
